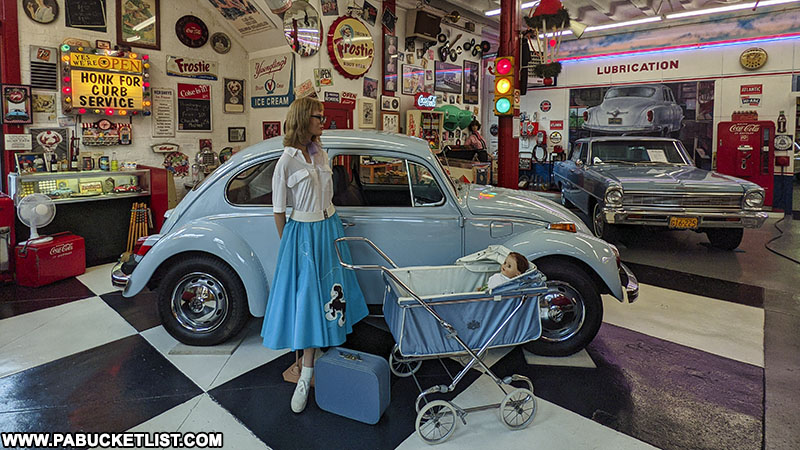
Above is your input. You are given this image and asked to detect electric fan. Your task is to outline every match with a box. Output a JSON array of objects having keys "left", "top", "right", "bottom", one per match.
[{"left": 17, "top": 193, "right": 56, "bottom": 244}]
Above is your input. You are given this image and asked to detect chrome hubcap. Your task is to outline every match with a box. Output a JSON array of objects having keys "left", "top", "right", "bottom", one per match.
[
  {"left": 171, "top": 272, "right": 229, "bottom": 333},
  {"left": 593, "top": 204, "right": 604, "bottom": 237},
  {"left": 539, "top": 282, "right": 585, "bottom": 342}
]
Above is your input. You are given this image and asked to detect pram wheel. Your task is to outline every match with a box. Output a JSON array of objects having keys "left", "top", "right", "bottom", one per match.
[
  {"left": 416, "top": 400, "right": 457, "bottom": 444},
  {"left": 389, "top": 345, "right": 422, "bottom": 377},
  {"left": 499, "top": 388, "right": 537, "bottom": 430}
]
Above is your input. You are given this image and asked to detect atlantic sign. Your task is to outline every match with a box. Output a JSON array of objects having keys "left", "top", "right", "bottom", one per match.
[{"left": 166, "top": 56, "right": 218, "bottom": 80}]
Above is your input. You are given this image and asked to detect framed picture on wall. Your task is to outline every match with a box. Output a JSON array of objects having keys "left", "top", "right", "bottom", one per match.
[
  {"left": 402, "top": 65, "right": 424, "bottom": 95},
  {"left": 116, "top": 0, "right": 160, "bottom": 49},
  {"left": 358, "top": 98, "right": 376, "bottom": 129},
  {"left": 262, "top": 121, "right": 281, "bottom": 140},
  {"left": 228, "top": 127, "right": 246, "bottom": 142},
  {"left": 15, "top": 152, "right": 47, "bottom": 174},
  {"left": 65, "top": 0, "right": 107, "bottom": 33},
  {"left": 2, "top": 84, "right": 33, "bottom": 125},
  {"left": 463, "top": 60, "right": 479, "bottom": 105},
  {"left": 434, "top": 61, "right": 462, "bottom": 94},
  {"left": 381, "top": 112, "right": 399, "bottom": 133},
  {"left": 22, "top": 0, "right": 59, "bottom": 24},
  {"left": 384, "top": 34, "right": 398, "bottom": 92}
]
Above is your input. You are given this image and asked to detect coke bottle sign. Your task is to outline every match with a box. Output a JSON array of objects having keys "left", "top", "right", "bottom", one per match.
[{"left": 414, "top": 92, "right": 436, "bottom": 110}]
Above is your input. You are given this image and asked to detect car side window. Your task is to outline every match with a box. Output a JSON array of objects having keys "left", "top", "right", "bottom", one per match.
[
  {"left": 226, "top": 159, "right": 278, "bottom": 206},
  {"left": 408, "top": 162, "right": 444, "bottom": 206},
  {"left": 579, "top": 143, "right": 589, "bottom": 162},
  {"left": 330, "top": 154, "right": 412, "bottom": 207},
  {"left": 570, "top": 143, "right": 582, "bottom": 162}
]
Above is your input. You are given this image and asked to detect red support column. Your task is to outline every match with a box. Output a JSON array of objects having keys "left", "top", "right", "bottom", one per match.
[
  {"left": 497, "top": 0, "right": 520, "bottom": 189},
  {"left": 1, "top": 0, "right": 23, "bottom": 193}
]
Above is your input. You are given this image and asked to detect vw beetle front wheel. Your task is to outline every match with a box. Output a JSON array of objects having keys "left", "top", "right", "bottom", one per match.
[
  {"left": 524, "top": 260, "right": 603, "bottom": 357},
  {"left": 158, "top": 255, "right": 249, "bottom": 346}
]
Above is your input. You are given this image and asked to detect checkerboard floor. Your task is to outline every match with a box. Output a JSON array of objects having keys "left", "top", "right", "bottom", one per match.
[{"left": 2, "top": 219, "right": 800, "bottom": 450}]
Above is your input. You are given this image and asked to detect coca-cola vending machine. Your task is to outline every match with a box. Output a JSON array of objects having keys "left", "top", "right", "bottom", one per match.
[{"left": 716, "top": 121, "right": 774, "bottom": 206}]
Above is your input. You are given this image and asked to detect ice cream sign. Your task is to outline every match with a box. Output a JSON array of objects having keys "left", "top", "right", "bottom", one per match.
[
  {"left": 327, "top": 16, "right": 374, "bottom": 79},
  {"left": 60, "top": 45, "right": 151, "bottom": 116}
]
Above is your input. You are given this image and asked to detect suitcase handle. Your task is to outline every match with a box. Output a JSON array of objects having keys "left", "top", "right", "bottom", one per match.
[{"left": 337, "top": 350, "right": 363, "bottom": 362}]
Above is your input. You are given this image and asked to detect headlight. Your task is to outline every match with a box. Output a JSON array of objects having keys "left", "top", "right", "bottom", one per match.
[
  {"left": 744, "top": 190, "right": 764, "bottom": 208},
  {"left": 605, "top": 188, "right": 623, "bottom": 206}
]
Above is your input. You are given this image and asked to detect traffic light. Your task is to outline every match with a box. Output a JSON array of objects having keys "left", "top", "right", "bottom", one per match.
[{"left": 493, "top": 56, "right": 514, "bottom": 116}]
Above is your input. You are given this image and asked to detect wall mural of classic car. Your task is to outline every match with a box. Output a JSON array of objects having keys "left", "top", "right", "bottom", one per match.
[
  {"left": 569, "top": 81, "right": 715, "bottom": 168},
  {"left": 554, "top": 136, "right": 768, "bottom": 250}
]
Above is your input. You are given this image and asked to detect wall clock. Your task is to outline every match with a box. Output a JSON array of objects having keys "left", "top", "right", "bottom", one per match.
[
  {"left": 739, "top": 48, "right": 767, "bottom": 70},
  {"left": 176, "top": 15, "right": 209, "bottom": 48}
]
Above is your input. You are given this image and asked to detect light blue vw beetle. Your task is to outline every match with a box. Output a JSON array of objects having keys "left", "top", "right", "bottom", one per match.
[{"left": 113, "top": 131, "right": 638, "bottom": 356}]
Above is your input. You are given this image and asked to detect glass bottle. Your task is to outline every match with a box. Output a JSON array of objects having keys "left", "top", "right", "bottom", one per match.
[
  {"left": 49, "top": 153, "right": 58, "bottom": 172},
  {"left": 110, "top": 151, "right": 119, "bottom": 171},
  {"left": 777, "top": 110, "right": 787, "bottom": 133}
]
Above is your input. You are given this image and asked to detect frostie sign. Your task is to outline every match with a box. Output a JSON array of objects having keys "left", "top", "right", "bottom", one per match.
[
  {"left": 167, "top": 56, "right": 218, "bottom": 80},
  {"left": 250, "top": 52, "right": 294, "bottom": 108},
  {"left": 327, "top": 16, "right": 374, "bottom": 79}
]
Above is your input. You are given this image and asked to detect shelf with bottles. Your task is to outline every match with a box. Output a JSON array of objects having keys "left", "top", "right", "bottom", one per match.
[{"left": 8, "top": 169, "right": 151, "bottom": 205}]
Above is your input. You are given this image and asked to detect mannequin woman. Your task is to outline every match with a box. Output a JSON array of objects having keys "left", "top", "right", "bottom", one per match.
[{"left": 261, "top": 97, "right": 368, "bottom": 413}]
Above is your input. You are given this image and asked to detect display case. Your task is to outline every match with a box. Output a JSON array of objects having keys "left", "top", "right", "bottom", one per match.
[
  {"left": 406, "top": 110, "right": 444, "bottom": 152},
  {"left": 8, "top": 170, "right": 151, "bottom": 205}
]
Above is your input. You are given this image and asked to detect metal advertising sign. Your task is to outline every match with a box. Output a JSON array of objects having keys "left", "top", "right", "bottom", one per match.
[
  {"left": 166, "top": 56, "right": 218, "bottom": 80},
  {"left": 205, "top": 0, "right": 275, "bottom": 36},
  {"left": 327, "top": 16, "right": 374, "bottom": 79},
  {"left": 250, "top": 52, "right": 294, "bottom": 108}
]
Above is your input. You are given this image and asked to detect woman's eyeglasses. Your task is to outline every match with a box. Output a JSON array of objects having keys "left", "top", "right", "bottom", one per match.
[{"left": 310, "top": 114, "right": 327, "bottom": 124}]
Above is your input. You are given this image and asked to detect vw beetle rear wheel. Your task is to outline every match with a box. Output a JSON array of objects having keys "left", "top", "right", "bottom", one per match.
[
  {"left": 524, "top": 260, "right": 603, "bottom": 357},
  {"left": 158, "top": 256, "right": 249, "bottom": 346}
]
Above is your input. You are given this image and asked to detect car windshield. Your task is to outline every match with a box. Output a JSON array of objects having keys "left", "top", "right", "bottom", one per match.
[
  {"left": 591, "top": 141, "right": 688, "bottom": 165},
  {"left": 433, "top": 155, "right": 460, "bottom": 196},
  {"left": 605, "top": 87, "right": 656, "bottom": 99}
]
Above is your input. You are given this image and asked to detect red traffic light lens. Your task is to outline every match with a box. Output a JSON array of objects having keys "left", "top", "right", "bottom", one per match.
[{"left": 496, "top": 58, "right": 512, "bottom": 75}]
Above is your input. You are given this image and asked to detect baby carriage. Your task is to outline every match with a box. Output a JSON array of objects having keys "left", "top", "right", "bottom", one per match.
[{"left": 335, "top": 237, "right": 549, "bottom": 444}]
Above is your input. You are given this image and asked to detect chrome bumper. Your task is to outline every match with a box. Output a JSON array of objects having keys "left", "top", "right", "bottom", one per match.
[
  {"left": 111, "top": 259, "right": 130, "bottom": 288},
  {"left": 604, "top": 207, "right": 768, "bottom": 229},
  {"left": 619, "top": 263, "right": 639, "bottom": 303}
]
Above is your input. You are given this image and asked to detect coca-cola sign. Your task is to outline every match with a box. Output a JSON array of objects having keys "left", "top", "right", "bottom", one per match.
[
  {"left": 729, "top": 123, "right": 761, "bottom": 134},
  {"left": 50, "top": 243, "right": 74, "bottom": 256},
  {"left": 414, "top": 92, "right": 437, "bottom": 110}
]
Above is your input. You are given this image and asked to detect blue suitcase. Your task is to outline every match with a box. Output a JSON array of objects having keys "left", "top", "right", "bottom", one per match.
[{"left": 314, "top": 347, "right": 391, "bottom": 424}]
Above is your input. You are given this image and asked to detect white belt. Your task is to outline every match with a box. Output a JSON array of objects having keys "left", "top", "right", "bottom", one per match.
[{"left": 290, "top": 204, "right": 336, "bottom": 222}]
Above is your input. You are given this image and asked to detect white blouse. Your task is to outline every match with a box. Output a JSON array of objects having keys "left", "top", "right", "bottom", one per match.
[{"left": 272, "top": 145, "right": 333, "bottom": 214}]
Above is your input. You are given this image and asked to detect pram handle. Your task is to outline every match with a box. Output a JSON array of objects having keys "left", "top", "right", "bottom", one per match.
[{"left": 333, "top": 237, "right": 399, "bottom": 271}]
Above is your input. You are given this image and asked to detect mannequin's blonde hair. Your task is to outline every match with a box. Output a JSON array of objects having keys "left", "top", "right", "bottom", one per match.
[{"left": 283, "top": 97, "right": 323, "bottom": 149}]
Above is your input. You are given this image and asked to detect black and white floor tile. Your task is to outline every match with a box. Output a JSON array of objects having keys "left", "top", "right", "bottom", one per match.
[{"left": 2, "top": 218, "right": 799, "bottom": 450}]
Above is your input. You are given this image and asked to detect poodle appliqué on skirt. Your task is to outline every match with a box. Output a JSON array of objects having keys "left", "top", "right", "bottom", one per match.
[{"left": 325, "top": 284, "right": 346, "bottom": 327}]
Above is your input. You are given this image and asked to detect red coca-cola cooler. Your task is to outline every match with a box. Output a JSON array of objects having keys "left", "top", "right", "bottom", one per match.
[
  {"left": 0, "top": 194, "right": 14, "bottom": 282},
  {"left": 716, "top": 120, "right": 774, "bottom": 206},
  {"left": 15, "top": 232, "right": 85, "bottom": 287}
]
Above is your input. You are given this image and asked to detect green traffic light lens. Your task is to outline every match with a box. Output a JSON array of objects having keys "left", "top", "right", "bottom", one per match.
[{"left": 495, "top": 98, "right": 511, "bottom": 114}]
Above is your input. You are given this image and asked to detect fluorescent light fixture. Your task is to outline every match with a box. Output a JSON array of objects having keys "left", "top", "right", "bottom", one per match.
[
  {"left": 538, "top": 16, "right": 662, "bottom": 38},
  {"left": 666, "top": 0, "right": 800, "bottom": 19},
  {"left": 485, "top": 1, "right": 539, "bottom": 17}
]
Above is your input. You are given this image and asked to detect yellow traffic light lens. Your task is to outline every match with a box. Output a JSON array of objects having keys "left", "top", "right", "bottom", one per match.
[
  {"left": 495, "top": 98, "right": 511, "bottom": 114},
  {"left": 496, "top": 58, "right": 512, "bottom": 75},
  {"left": 496, "top": 78, "right": 511, "bottom": 94}
]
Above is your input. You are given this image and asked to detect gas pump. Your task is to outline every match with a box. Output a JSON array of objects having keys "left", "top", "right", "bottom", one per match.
[{"left": 716, "top": 120, "right": 774, "bottom": 205}]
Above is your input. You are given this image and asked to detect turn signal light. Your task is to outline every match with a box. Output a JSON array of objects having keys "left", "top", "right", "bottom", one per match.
[{"left": 547, "top": 222, "right": 577, "bottom": 233}]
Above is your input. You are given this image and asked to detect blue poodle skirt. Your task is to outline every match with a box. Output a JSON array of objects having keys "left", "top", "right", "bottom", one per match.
[{"left": 261, "top": 212, "right": 368, "bottom": 351}]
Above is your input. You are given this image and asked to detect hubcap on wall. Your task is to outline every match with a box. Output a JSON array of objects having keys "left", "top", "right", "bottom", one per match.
[{"left": 171, "top": 272, "right": 229, "bottom": 333}]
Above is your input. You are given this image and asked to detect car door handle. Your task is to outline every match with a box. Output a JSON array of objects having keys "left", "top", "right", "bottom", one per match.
[{"left": 341, "top": 220, "right": 355, "bottom": 228}]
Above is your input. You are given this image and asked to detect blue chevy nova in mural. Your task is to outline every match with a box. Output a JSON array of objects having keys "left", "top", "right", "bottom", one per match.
[
  {"left": 112, "top": 131, "right": 637, "bottom": 356},
  {"left": 554, "top": 137, "right": 768, "bottom": 250},
  {"left": 582, "top": 84, "right": 684, "bottom": 135}
]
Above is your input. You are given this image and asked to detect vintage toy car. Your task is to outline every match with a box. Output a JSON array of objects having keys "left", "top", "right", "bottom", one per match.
[
  {"left": 582, "top": 84, "right": 684, "bottom": 135},
  {"left": 47, "top": 188, "right": 73, "bottom": 199},
  {"left": 112, "top": 184, "right": 142, "bottom": 193},
  {"left": 554, "top": 136, "right": 768, "bottom": 249},
  {"left": 112, "top": 131, "right": 638, "bottom": 356}
]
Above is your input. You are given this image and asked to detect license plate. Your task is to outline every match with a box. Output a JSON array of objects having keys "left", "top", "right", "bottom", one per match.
[
  {"left": 608, "top": 118, "right": 622, "bottom": 124},
  {"left": 669, "top": 217, "right": 698, "bottom": 229}
]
